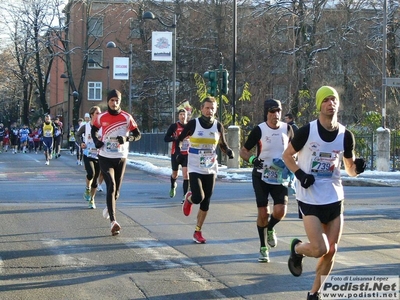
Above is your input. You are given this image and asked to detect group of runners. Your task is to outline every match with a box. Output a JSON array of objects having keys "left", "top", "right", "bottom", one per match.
[
  {"left": 1, "top": 85, "right": 367, "bottom": 299},
  {"left": 163, "top": 86, "right": 366, "bottom": 300}
]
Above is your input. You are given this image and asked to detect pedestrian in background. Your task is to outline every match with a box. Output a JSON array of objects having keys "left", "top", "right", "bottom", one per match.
[
  {"left": 92, "top": 89, "right": 141, "bottom": 236},
  {"left": 282, "top": 86, "right": 366, "bottom": 300},
  {"left": 179, "top": 97, "right": 234, "bottom": 244},
  {"left": 240, "top": 99, "right": 294, "bottom": 263},
  {"left": 164, "top": 108, "right": 190, "bottom": 203},
  {"left": 284, "top": 113, "right": 299, "bottom": 132}
]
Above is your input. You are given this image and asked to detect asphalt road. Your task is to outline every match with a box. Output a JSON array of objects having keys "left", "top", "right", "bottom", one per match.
[{"left": 0, "top": 151, "right": 399, "bottom": 300}]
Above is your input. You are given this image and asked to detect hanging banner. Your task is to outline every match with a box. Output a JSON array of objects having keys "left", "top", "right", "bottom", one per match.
[
  {"left": 113, "top": 57, "right": 129, "bottom": 80},
  {"left": 152, "top": 31, "right": 172, "bottom": 61}
]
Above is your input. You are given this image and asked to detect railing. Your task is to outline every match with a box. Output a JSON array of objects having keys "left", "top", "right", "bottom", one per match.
[
  {"left": 129, "top": 132, "right": 169, "bottom": 156},
  {"left": 131, "top": 131, "right": 400, "bottom": 171}
]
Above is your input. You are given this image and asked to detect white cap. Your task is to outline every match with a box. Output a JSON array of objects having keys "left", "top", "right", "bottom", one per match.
[{"left": 84, "top": 113, "right": 90, "bottom": 118}]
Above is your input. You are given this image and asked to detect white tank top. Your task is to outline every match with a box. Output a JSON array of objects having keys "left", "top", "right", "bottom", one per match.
[
  {"left": 296, "top": 120, "right": 345, "bottom": 205},
  {"left": 83, "top": 123, "right": 102, "bottom": 159},
  {"left": 257, "top": 122, "right": 289, "bottom": 185},
  {"left": 188, "top": 118, "right": 220, "bottom": 174}
]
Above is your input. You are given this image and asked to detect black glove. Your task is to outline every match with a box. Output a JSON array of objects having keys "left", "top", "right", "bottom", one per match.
[
  {"left": 249, "top": 155, "right": 264, "bottom": 170},
  {"left": 354, "top": 158, "right": 366, "bottom": 174},
  {"left": 116, "top": 136, "right": 126, "bottom": 145},
  {"left": 226, "top": 148, "right": 234, "bottom": 159},
  {"left": 295, "top": 169, "right": 315, "bottom": 189},
  {"left": 131, "top": 129, "right": 141, "bottom": 142},
  {"left": 95, "top": 140, "right": 104, "bottom": 149}
]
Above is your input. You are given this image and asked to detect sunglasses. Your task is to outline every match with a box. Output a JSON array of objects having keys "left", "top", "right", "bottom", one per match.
[{"left": 268, "top": 108, "right": 281, "bottom": 113}]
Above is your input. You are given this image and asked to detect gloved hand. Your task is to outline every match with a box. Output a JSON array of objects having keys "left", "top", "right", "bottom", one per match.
[
  {"left": 354, "top": 158, "right": 366, "bottom": 174},
  {"left": 295, "top": 169, "right": 315, "bottom": 189},
  {"left": 95, "top": 140, "right": 104, "bottom": 149},
  {"left": 131, "top": 129, "right": 141, "bottom": 142},
  {"left": 116, "top": 136, "right": 126, "bottom": 145},
  {"left": 226, "top": 148, "right": 234, "bottom": 159},
  {"left": 249, "top": 155, "right": 264, "bottom": 170}
]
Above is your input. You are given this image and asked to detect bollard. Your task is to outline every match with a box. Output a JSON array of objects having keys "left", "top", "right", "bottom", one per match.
[
  {"left": 376, "top": 127, "right": 390, "bottom": 171},
  {"left": 227, "top": 125, "right": 240, "bottom": 168}
]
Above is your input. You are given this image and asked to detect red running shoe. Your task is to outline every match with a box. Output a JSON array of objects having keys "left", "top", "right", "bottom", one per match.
[
  {"left": 182, "top": 191, "right": 193, "bottom": 216},
  {"left": 193, "top": 231, "right": 206, "bottom": 243}
]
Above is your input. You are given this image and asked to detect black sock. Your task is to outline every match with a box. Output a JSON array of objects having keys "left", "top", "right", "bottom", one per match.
[
  {"left": 257, "top": 225, "right": 267, "bottom": 248},
  {"left": 170, "top": 176, "right": 176, "bottom": 188},
  {"left": 267, "top": 215, "right": 280, "bottom": 231},
  {"left": 183, "top": 179, "right": 189, "bottom": 195}
]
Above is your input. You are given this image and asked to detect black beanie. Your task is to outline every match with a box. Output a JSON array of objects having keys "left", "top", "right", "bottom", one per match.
[
  {"left": 264, "top": 98, "right": 282, "bottom": 121},
  {"left": 107, "top": 89, "right": 121, "bottom": 101}
]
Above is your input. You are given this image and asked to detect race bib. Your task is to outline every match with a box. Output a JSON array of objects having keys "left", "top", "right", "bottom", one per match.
[
  {"left": 44, "top": 130, "right": 52, "bottom": 137},
  {"left": 181, "top": 139, "right": 190, "bottom": 154},
  {"left": 310, "top": 152, "right": 336, "bottom": 177},
  {"left": 88, "top": 148, "right": 98, "bottom": 158},
  {"left": 262, "top": 166, "right": 280, "bottom": 184},
  {"left": 105, "top": 137, "right": 123, "bottom": 153},
  {"left": 199, "top": 149, "right": 216, "bottom": 168}
]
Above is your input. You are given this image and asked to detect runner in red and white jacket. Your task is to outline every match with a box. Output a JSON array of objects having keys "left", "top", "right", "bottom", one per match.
[{"left": 91, "top": 89, "right": 141, "bottom": 236}]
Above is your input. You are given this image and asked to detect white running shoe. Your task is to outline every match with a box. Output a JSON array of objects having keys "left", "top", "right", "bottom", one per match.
[
  {"left": 45, "top": 160, "right": 49, "bottom": 165},
  {"left": 267, "top": 229, "right": 277, "bottom": 248},
  {"left": 88, "top": 199, "right": 96, "bottom": 209},
  {"left": 111, "top": 221, "right": 121, "bottom": 236},
  {"left": 258, "top": 247, "right": 270, "bottom": 263},
  {"left": 103, "top": 207, "right": 109, "bottom": 219},
  {"left": 97, "top": 184, "right": 103, "bottom": 192}
]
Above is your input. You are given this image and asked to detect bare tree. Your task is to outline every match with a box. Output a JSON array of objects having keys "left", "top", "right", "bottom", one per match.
[{"left": 0, "top": 0, "right": 64, "bottom": 125}]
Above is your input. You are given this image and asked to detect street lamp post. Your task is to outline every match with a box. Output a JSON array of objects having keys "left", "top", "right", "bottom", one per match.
[
  {"left": 107, "top": 41, "right": 133, "bottom": 114},
  {"left": 143, "top": 11, "right": 177, "bottom": 122},
  {"left": 60, "top": 73, "right": 78, "bottom": 127},
  {"left": 88, "top": 58, "right": 110, "bottom": 91},
  {"left": 382, "top": 0, "right": 387, "bottom": 129}
]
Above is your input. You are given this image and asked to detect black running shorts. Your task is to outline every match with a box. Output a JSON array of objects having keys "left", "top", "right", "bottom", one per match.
[
  {"left": 297, "top": 200, "right": 344, "bottom": 224},
  {"left": 252, "top": 169, "right": 288, "bottom": 207}
]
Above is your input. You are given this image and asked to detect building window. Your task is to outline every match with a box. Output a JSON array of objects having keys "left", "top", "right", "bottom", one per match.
[
  {"left": 88, "top": 50, "right": 103, "bottom": 69},
  {"left": 130, "top": 19, "right": 141, "bottom": 39},
  {"left": 88, "top": 82, "right": 102, "bottom": 101},
  {"left": 88, "top": 17, "right": 103, "bottom": 37}
]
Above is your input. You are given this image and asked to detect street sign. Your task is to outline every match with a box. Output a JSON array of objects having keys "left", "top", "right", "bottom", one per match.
[{"left": 385, "top": 78, "right": 400, "bottom": 87}]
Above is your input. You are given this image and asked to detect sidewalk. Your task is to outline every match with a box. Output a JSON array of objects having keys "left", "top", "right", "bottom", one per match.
[{"left": 127, "top": 153, "right": 400, "bottom": 187}]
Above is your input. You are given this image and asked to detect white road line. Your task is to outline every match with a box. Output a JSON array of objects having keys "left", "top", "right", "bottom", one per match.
[
  {"left": 41, "top": 239, "right": 94, "bottom": 267},
  {"left": 121, "top": 237, "right": 228, "bottom": 299},
  {"left": 0, "top": 255, "right": 3, "bottom": 274}
]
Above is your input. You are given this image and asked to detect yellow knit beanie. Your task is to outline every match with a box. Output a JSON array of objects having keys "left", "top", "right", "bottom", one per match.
[{"left": 315, "top": 86, "right": 339, "bottom": 111}]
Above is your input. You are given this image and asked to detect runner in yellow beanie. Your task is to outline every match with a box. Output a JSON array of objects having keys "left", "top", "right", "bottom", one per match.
[{"left": 315, "top": 86, "right": 339, "bottom": 111}]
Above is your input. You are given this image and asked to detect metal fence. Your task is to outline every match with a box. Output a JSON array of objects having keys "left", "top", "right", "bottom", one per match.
[
  {"left": 354, "top": 131, "right": 400, "bottom": 171},
  {"left": 129, "top": 132, "right": 169, "bottom": 156},
  {"left": 131, "top": 131, "right": 400, "bottom": 171}
]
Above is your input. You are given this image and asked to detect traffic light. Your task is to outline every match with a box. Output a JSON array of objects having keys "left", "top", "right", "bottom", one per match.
[
  {"left": 203, "top": 70, "right": 217, "bottom": 96},
  {"left": 221, "top": 69, "right": 229, "bottom": 95}
]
